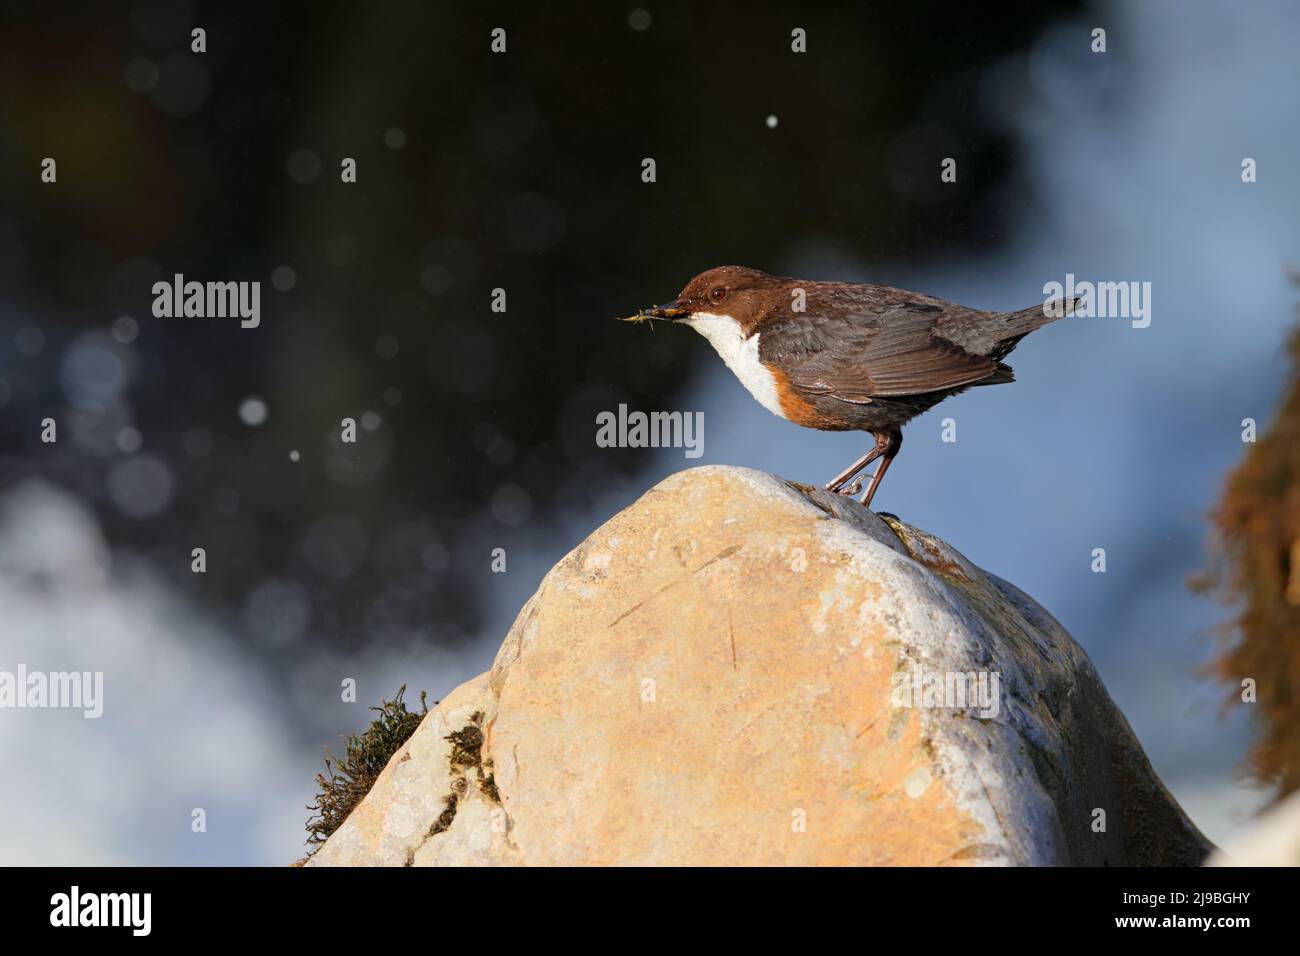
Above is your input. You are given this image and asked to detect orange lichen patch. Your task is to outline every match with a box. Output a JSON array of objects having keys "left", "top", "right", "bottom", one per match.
[
  {"left": 881, "top": 516, "right": 1048, "bottom": 666},
  {"left": 881, "top": 516, "right": 976, "bottom": 586}
]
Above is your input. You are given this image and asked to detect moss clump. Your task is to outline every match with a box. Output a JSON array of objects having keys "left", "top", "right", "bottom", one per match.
[
  {"left": 299, "top": 685, "right": 429, "bottom": 863},
  {"left": 1196, "top": 288, "right": 1300, "bottom": 799},
  {"left": 447, "top": 712, "right": 485, "bottom": 771},
  {"left": 418, "top": 712, "right": 502, "bottom": 849},
  {"left": 444, "top": 711, "right": 502, "bottom": 804},
  {"left": 428, "top": 792, "right": 459, "bottom": 837}
]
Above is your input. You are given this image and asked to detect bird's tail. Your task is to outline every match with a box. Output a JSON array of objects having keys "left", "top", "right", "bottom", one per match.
[{"left": 1000, "top": 295, "right": 1084, "bottom": 337}]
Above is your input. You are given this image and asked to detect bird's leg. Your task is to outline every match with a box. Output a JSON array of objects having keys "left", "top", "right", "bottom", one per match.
[
  {"left": 858, "top": 429, "right": 903, "bottom": 510},
  {"left": 824, "top": 441, "right": 884, "bottom": 495}
]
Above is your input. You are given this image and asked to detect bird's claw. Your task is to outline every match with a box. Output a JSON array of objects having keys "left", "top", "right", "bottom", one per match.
[{"left": 837, "top": 477, "right": 865, "bottom": 497}]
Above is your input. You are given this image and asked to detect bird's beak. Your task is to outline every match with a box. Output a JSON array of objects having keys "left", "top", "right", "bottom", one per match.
[{"left": 619, "top": 300, "right": 691, "bottom": 324}]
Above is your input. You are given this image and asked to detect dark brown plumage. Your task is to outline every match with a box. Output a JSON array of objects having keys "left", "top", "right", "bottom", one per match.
[{"left": 625, "top": 265, "right": 1079, "bottom": 509}]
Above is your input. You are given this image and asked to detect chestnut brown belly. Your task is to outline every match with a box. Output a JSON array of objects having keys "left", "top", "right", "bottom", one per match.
[{"left": 772, "top": 367, "right": 967, "bottom": 432}]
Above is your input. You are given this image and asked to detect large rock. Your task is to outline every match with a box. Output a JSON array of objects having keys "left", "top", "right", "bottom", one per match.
[{"left": 309, "top": 466, "right": 1211, "bottom": 866}]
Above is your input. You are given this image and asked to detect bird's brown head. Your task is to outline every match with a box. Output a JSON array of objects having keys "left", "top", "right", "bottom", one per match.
[{"left": 622, "top": 265, "right": 783, "bottom": 336}]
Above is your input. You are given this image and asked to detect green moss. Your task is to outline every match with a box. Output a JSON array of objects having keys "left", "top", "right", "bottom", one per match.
[
  {"left": 428, "top": 791, "right": 459, "bottom": 837},
  {"left": 416, "top": 712, "right": 504, "bottom": 848},
  {"left": 445, "top": 711, "right": 502, "bottom": 803},
  {"left": 298, "top": 685, "right": 430, "bottom": 864},
  {"left": 447, "top": 713, "right": 485, "bottom": 772}
]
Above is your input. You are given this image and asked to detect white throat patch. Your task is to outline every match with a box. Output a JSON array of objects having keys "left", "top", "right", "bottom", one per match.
[{"left": 683, "top": 312, "right": 786, "bottom": 420}]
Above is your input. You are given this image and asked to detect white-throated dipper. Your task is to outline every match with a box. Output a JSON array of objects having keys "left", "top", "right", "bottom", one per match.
[{"left": 622, "top": 265, "right": 1079, "bottom": 509}]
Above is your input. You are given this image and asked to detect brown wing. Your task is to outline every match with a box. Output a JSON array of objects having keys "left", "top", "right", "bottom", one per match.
[{"left": 758, "top": 297, "right": 999, "bottom": 403}]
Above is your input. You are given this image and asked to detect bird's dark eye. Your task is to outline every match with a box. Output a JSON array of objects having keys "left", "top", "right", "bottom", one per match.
[{"left": 710, "top": 286, "right": 727, "bottom": 301}]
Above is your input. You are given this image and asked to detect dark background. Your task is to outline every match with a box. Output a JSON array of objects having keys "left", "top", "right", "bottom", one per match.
[
  {"left": 0, "top": 0, "right": 1080, "bottom": 651},
  {"left": 4, "top": 0, "right": 1293, "bottom": 865}
]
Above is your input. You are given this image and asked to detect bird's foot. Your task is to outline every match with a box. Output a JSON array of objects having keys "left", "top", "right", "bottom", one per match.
[{"left": 836, "top": 475, "right": 867, "bottom": 497}]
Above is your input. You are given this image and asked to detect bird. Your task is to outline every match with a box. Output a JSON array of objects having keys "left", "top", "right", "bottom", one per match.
[{"left": 622, "top": 265, "right": 1079, "bottom": 510}]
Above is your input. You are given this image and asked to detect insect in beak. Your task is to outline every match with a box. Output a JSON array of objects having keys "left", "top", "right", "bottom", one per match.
[{"left": 618, "top": 303, "right": 690, "bottom": 323}]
